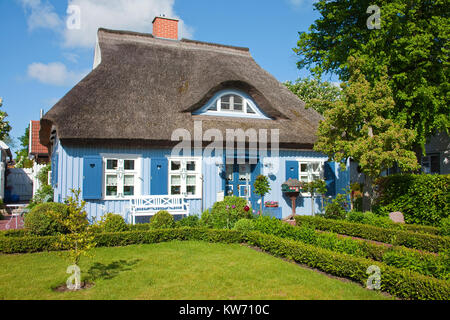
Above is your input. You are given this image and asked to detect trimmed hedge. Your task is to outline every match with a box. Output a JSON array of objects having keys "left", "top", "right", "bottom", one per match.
[
  {"left": 0, "top": 228, "right": 244, "bottom": 254},
  {"left": 245, "top": 231, "right": 450, "bottom": 300},
  {"left": 375, "top": 174, "right": 450, "bottom": 226},
  {"left": 347, "top": 211, "right": 441, "bottom": 236},
  {"left": 295, "top": 216, "right": 450, "bottom": 253}
]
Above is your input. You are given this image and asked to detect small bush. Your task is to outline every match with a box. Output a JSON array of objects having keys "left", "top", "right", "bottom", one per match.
[
  {"left": 150, "top": 211, "right": 175, "bottom": 229},
  {"left": 24, "top": 203, "right": 70, "bottom": 236},
  {"left": 233, "top": 219, "right": 255, "bottom": 233},
  {"left": 208, "top": 196, "right": 253, "bottom": 229},
  {"left": 129, "top": 223, "right": 152, "bottom": 231},
  {"left": 98, "top": 213, "right": 129, "bottom": 233},
  {"left": 347, "top": 211, "right": 396, "bottom": 229},
  {"left": 176, "top": 215, "right": 200, "bottom": 228},
  {"left": 440, "top": 217, "right": 450, "bottom": 237}
]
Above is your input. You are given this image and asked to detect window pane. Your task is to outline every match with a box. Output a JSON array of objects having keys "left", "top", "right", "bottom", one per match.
[
  {"left": 186, "top": 161, "right": 196, "bottom": 171},
  {"left": 233, "top": 95, "right": 243, "bottom": 111},
  {"left": 239, "top": 164, "right": 249, "bottom": 181},
  {"left": 106, "top": 175, "right": 117, "bottom": 186},
  {"left": 106, "top": 186, "right": 117, "bottom": 196},
  {"left": 124, "top": 186, "right": 134, "bottom": 196},
  {"left": 300, "top": 163, "right": 308, "bottom": 173},
  {"left": 171, "top": 186, "right": 181, "bottom": 195},
  {"left": 311, "top": 174, "right": 320, "bottom": 181},
  {"left": 221, "top": 95, "right": 231, "bottom": 110},
  {"left": 187, "top": 186, "right": 196, "bottom": 195},
  {"left": 300, "top": 175, "right": 309, "bottom": 182},
  {"left": 246, "top": 103, "right": 256, "bottom": 114},
  {"left": 186, "top": 175, "right": 196, "bottom": 185},
  {"left": 107, "top": 159, "right": 118, "bottom": 170},
  {"left": 208, "top": 102, "right": 217, "bottom": 111},
  {"left": 226, "top": 165, "right": 233, "bottom": 181},
  {"left": 124, "top": 160, "right": 135, "bottom": 170},
  {"left": 171, "top": 175, "right": 181, "bottom": 185},
  {"left": 311, "top": 162, "right": 320, "bottom": 173},
  {"left": 124, "top": 175, "right": 134, "bottom": 186},
  {"left": 171, "top": 161, "right": 181, "bottom": 171}
]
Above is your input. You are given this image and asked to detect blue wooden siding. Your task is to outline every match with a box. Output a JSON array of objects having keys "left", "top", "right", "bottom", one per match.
[{"left": 52, "top": 139, "right": 349, "bottom": 222}]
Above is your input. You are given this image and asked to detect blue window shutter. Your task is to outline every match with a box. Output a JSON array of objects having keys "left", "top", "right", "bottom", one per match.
[
  {"left": 324, "top": 161, "right": 336, "bottom": 196},
  {"left": 285, "top": 161, "right": 299, "bottom": 180},
  {"left": 151, "top": 158, "right": 168, "bottom": 195},
  {"left": 83, "top": 156, "right": 103, "bottom": 200}
]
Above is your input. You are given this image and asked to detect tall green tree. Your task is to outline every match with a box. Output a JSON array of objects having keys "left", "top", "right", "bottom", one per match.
[
  {"left": 284, "top": 78, "right": 341, "bottom": 115},
  {"left": 15, "top": 125, "right": 33, "bottom": 168},
  {"left": 0, "top": 97, "right": 12, "bottom": 141},
  {"left": 314, "top": 57, "right": 419, "bottom": 211},
  {"left": 294, "top": 0, "right": 450, "bottom": 152}
]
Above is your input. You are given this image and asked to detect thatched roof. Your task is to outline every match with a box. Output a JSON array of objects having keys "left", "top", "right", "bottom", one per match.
[{"left": 40, "top": 28, "right": 322, "bottom": 149}]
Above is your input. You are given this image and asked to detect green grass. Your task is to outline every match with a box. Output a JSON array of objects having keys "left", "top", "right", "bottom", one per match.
[{"left": 0, "top": 241, "right": 390, "bottom": 300}]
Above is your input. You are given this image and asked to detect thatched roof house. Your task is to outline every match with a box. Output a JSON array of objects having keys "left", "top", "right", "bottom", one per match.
[{"left": 40, "top": 17, "right": 344, "bottom": 223}]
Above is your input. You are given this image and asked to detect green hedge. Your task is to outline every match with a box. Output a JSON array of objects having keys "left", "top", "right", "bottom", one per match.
[
  {"left": 0, "top": 228, "right": 244, "bottom": 254},
  {"left": 245, "top": 231, "right": 450, "bottom": 300},
  {"left": 248, "top": 216, "right": 449, "bottom": 279},
  {"left": 375, "top": 174, "right": 450, "bottom": 226},
  {"left": 295, "top": 216, "right": 450, "bottom": 253}
]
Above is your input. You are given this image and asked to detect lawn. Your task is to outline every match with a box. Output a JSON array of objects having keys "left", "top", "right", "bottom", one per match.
[{"left": 0, "top": 241, "right": 390, "bottom": 300}]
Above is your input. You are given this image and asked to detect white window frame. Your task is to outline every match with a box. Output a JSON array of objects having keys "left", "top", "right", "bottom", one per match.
[
  {"left": 103, "top": 156, "right": 142, "bottom": 200},
  {"left": 194, "top": 90, "right": 270, "bottom": 119},
  {"left": 168, "top": 157, "right": 202, "bottom": 199},
  {"left": 296, "top": 158, "right": 325, "bottom": 197}
]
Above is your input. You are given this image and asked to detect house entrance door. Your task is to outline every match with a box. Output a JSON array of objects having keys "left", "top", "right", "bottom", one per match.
[{"left": 225, "top": 163, "right": 259, "bottom": 208}]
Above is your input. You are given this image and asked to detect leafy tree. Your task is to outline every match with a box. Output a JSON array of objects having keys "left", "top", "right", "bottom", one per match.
[
  {"left": 15, "top": 125, "right": 33, "bottom": 168},
  {"left": 314, "top": 57, "right": 419, "bottom": 211},
  {"left": 284, "top": 78, "right": 341, "bottom": 115},
  {"left": 294, "top": 0, "right": 450, "bottom": 152},
  {"left": 51, "top": 189, "right": 96, "bottom": 267},
  {"left": 253, "top": 175, "right": 271, "bottom": 215},
  {"left": 0, "top": 97, "right": 12, "bottom": 141}
]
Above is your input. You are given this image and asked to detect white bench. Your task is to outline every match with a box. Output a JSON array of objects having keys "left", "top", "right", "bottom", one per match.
[{"left": 129, "top": 196, "right": 190, "bottom": 225}]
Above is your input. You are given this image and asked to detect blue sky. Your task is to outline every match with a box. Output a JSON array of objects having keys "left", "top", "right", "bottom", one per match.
[{"left": 0, "top": 0, "right": 331, "bottom": 153}]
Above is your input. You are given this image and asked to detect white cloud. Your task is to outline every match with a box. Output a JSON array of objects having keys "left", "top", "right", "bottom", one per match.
[
  {"left": 63, "top": 0, "right": 193, "bottom": 48},
  {"left": 27, "top": 62, "right": 89, "bottom": 86},
  {"left": 18, "top": 0, "right": 63, "bottom": 31}
]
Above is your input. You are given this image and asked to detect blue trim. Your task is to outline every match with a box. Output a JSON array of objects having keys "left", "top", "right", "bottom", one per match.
[
  {"left": 285, "top": 160, "right": 299, "bottom": 180},
  {"left": 151, "top": 158, "right": 168, "bottom": 195},
  {"left": 82, "top": 156, "right": 103, "bottom": 200},
  {"left": 192, "top": 89, "right": 271, "bottom": 120}
]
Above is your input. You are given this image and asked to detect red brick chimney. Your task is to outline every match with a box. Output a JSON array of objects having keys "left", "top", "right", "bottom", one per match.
[{"left": 152, "top": 16, "right": 179, "bottom": 40}]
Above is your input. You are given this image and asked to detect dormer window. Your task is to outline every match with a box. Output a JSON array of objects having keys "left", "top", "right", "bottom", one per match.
[{"left": 195, "top": 90, "right": 269, "bottom": 119}]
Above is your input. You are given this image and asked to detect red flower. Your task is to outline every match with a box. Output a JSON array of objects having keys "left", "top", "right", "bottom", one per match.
[{"left": 244, "top": 206, "right": 250, "bottom": 212}]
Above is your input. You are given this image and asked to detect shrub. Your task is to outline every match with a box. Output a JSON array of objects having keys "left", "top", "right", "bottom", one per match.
[
  {"left": 176, "top": 215, "right": 200, "bottom": 228},
  {"left": 324, "top": 194, "right": 348, "bottom": 220},
  {"left": 128, "top": 223, "right": 152, "bottom": 231},
  {"left": 150, "top": 210, "right": 175, "bottom": 229},
  {"left": 440, "top": 217, "right": 450, "bottom": 237},
  {"left": 233, "top": 219, "right": 256, "bottom": 233},
  {"left": 24, "top": 203, "right": 70, "bottom": 236},
  {"left": 98, "top": 213, "right": 129, "bottom": 233},
  {"left": 347, "top": 211, "right": 396, "bottom": 229},
  {"left": 375, "top": 174, "right": 450, "bottom": 226},
  {"left": 28, "top": 185, "right": 54, "bottom": 210},
  {"left": 295, "top": 215, "right": 450, "bottom": 253},
  {"left": 245, "top": 231, "right": 450, "bottom": 300},
  {"left": 208, "top": 196, "right": 253, "bottom": 229}
]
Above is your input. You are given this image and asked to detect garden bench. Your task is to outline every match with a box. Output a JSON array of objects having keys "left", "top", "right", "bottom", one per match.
[{"left": 129, "top": 196, "right": 190, "bottom": 225}]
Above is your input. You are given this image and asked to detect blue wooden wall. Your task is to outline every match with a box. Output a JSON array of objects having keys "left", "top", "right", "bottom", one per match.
[{"left": 52, "top": 139, "right": 350, "bottom": 222}]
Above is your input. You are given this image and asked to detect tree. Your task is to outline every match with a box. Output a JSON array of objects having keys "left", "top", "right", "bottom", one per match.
[
  {"left": 51, "top": 189, "right": 96, "bottom": 289},
  {"left": 0, "top": 97, "right": 12, "bottom": 141},
  {"left": 294, "top": 0, "right": 450, "bottom": 153},
  {"left": 253, "top": 175, "right": 271, "bottom": 215},
  {"left": 15, "top": 125, "right": 33, "bottom": 168},
  {"left": 314, "top": 57, "right": 419, "bottom": 211},
  {"left": 284, "top": 78, "right": 341, "bottom": 115}
]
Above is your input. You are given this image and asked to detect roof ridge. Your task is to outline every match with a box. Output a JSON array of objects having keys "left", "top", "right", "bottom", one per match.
[{"left": 98, "top": 28, "right": 250, "bottom": 54}]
